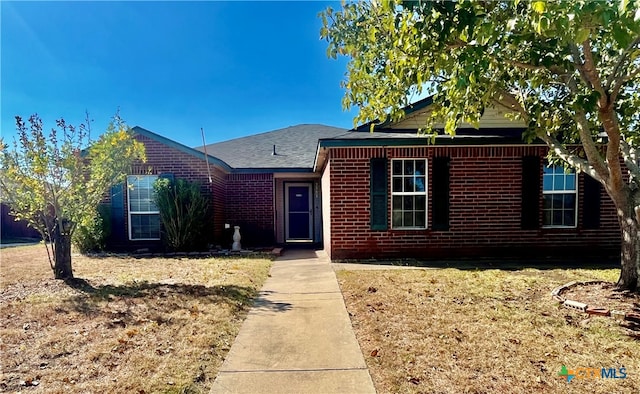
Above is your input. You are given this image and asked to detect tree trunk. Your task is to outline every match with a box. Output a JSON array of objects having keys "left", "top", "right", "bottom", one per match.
[
  {"left": 53, "top": 232, "right": 73, "bottom": 280},
  {"left": 616, "top": 201, "right": 639, "bottom": 292}
]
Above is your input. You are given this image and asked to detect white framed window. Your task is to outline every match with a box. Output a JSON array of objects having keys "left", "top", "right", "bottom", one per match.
[
  {"left": 127, "top": 175, "right": 161, "bottom": 240},
  {"left": 542, "top": 165, "right": 577, "bottom": 228},
  {"left": 391, "top": 159, "right": 427, "bottom": 229}
]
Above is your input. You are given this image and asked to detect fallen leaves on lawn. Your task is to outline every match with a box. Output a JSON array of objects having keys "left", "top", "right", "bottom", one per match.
[
  {"left": 338, "top": 267, "right": 640, "bottom": 394},
  {"left": 0, "top": 244, "right": 272, "bottom": 393}
]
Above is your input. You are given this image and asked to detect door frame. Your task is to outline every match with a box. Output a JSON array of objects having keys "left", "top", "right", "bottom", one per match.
[{"left": 284, "top": 182, "right": 313, "bottom": 242}]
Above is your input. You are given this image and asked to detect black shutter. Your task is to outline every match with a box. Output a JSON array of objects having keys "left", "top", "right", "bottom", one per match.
[
  {"left": 583, "top": 175, "right": 601, "bottom": 229},
  {"left": 432, "top": 157, "right": 450, "bottom": 230},
  {"left": 370, "top": 158, "right": 388, "bottom": 230},
  {"left": 110, "top": 183, "right": 126, "bottom": 242},
  {"left": 521, "top": 156, "right": 540, "bottom": 229}
]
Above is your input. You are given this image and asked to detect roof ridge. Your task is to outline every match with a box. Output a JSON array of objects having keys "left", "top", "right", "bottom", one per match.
[{"left": 198, "top": 124, "right": 347, "bottom": 149}]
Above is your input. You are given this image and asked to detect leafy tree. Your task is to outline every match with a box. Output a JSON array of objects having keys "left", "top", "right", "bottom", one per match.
[
  {"left": 321, "top": 0, "right": 640, "bottom": 291},
  {"left": 0, "top": 114, "right": 145, "bottom": 279},
  {"left": 153, "top": 177, "right": 212, "bottom": 252}
]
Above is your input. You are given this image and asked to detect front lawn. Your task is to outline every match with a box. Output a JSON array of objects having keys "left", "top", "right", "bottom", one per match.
[
  {"left": 0, "top": 244, "right": 271, "bottom": 393},
  {"left": 337, "top": 267, "right": 639, "bottom": 394}
]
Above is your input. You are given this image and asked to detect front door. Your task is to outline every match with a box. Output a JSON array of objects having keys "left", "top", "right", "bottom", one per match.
[{"left": 285, "top": 183, "right": 313, "bottom": 241}]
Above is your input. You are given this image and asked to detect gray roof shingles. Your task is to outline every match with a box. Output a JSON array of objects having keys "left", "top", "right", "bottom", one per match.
[{"left": 196, "top": 124, "right": 349, "bottom": 169}]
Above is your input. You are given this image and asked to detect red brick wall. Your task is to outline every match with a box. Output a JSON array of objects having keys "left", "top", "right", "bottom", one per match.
[
  {"left": 326, "top": 146, "right": 620, "bottom": 260},
  {"left": 225, "top": 173, "right": 274, "bottom": 247},
  {"left": 113, "top": 134, "right": 227, "bottom": 249}
]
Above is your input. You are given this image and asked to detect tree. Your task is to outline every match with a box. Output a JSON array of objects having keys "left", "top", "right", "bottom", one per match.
[
  {"left": 321, "top": 0, "right": 640, "bottom": 291},
  {"left": 0, "top": 114, "right": 145, "bottom": 279}
]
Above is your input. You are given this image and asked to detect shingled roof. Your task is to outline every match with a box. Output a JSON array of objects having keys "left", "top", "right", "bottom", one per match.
[{"left": 196, "top": 124, "right": 348, "bottom": 170}]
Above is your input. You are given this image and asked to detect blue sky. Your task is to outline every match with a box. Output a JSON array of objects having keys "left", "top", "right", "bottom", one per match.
[{"left": 1, "top": 1, "right": 355, "bottom": 148}]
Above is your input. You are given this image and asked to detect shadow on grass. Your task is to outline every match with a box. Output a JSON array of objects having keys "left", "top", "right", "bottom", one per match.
[
  {"left": 62, "top": 278, "right": 291, "bottom": 325},
  {"left": 83, "top": 251, "right": 277, "bottom": 260}
]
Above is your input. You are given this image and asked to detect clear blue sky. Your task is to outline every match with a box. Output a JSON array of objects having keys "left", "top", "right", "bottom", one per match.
[{"left": 1, "top": 1, "right": 356, "bottom": 148}]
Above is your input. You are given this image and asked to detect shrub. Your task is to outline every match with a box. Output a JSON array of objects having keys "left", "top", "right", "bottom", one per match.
[
  {"left": 153, "top": 178, "right": 211, "bottom": 251},
  {"left": 72, "top": 204, "right": 111, "bottom": 253}
]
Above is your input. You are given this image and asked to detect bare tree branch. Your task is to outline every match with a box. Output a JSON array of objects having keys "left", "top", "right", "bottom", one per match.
[
  {"left": 605, "top": 35, "right": 640, "bottom": 90},
  {"left": 558, "top": 67, "right": 611, "bottom": 181},
  {"left": 574, "top": 109, "right": 610, "bottom": 180},
  {"left": 503, "top": 60, "right": 567, "bottom": 78},
  {"left": 577, "top": 42, "right": 629, "bottom": 194},
  {"left": 620, "top": 140, "right": 640, "bottom": 180},
  {"left": 569, "top": 43, "right": 593, "bottom": 89},
  {"left": 580, "top": 40, "right": 608, "bottom": 102},
  {"left": 536, "top": 130, "right": 603, "bottom": 182},
  {"left": 611, "top": 66, "right": 640, "bottom": 103}
]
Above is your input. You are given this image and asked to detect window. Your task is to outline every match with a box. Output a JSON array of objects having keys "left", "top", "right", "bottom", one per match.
[
  {"left": 127, "top": 175, "right": 161, "bottom": 240},
  {"left": 392, "top": 159, "right": 427, "bottom": 229},
  {"left": 542, "top": 166, "right": 577, "bottom": 227}
]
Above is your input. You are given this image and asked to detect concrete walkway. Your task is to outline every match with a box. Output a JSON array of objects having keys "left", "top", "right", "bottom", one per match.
[{"left": 210, "top": 249, "right": 376, "bottom": 394}]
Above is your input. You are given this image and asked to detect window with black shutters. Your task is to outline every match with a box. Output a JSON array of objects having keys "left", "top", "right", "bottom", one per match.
[
  {"left": 391, "top": 159, "right": 428, "bottom": 229},
  {"left": 542, "top": 165, "right": 577, "bottom": 228}
]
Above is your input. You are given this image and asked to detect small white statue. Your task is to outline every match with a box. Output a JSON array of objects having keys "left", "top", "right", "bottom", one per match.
[{"left": 232, "top": 226, "right": 241, "bottom": 251}]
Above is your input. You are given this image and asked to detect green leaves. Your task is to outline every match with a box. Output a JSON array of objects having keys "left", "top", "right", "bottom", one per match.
[
  {"left": 532, "top": 1, "right": 546, "bottom": 14},
  {"left": 320, "top": 0, "right": 640, "bottom": 220},
  {"left": 0, "top": 114, "right": 145, "bottom": 276},
  {"left": 321, "top": 0, "right": 639, "bottom": 141},
  {"left": 575, "top": 28, "right": 590, "bottom": 44},
  {"left": 619, "top": 0, "right": 630, "bottom": 13},
  {"left": 612, "top": 24, "right": 633, "bottom": 47}
]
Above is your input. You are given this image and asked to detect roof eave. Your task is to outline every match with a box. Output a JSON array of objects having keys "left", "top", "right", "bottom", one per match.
[
  {"left": 353, "top": 96, "right": 435, "bottom": 132},
  {"left": 231, "top": 167, "right": 314, "bottom": 174},
  {"left": 318, "top": 136, "right": 547, "bottom": 148}
]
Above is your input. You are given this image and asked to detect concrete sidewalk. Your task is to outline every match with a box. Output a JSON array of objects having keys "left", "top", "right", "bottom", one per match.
[{"left": 210, "top": 249, "right": 376, "bottom": 394}]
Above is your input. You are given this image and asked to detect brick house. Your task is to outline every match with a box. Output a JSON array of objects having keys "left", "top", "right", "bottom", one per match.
[
  {"left": 107, "top": 124, "right": 346, "bottom": 250},
  {"left": 109, "top": 98, "right": 619, "bottom": 260}
]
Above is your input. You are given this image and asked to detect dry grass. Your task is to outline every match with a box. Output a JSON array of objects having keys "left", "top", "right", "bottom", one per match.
[
  {"left": 337, "top": 267, "right": 639, "bottom": 394},
  {"left": 0, "top": 244, "right": 271, "bottom": 393}
]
